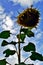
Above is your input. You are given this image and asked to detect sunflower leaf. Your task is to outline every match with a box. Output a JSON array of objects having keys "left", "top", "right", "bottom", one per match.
[
  {"left": 1, "top": 40, "right": 8, "bottom": 46},
  {"left": 26, "top": 30, "right": 34, "bottom": 37},
  {"left": 17, "top": 33, "right": 26, "bottom": 42},
  {"left": 30, "top": 52, "right": 43, "bottom": 61},
  {"left": 20, "top": 28, "right": 34, "bottom": 37},
  {"left": 0, "top": 59, "right": 7, "bottom": 65},
  {"left": 1, "top": 40, "right": 17, "bottom": 46},
  {"left": 0, "top": 31, "right": 10, "bottom": 39},
  {"left": 3, "top": 49, "right": 16, "bottom": 57},
  {"left": 20, "top": 28, "right": 28, "bottom": 34},
  {"left": 23, "top": 42, "right": 36, "bottom": 52}
]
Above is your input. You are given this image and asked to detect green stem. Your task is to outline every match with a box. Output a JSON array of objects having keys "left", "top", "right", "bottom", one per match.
[
  {"left": 18, "top": 39, "right": 20, "bottom": 64},
  {"left": 18, "top": 26, "right": 22, "bottom": 64}
]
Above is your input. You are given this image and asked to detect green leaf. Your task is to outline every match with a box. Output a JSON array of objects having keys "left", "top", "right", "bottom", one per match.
[
  {"left": 20, "top": 34, "right": 26, "bottom": 42},
  {"left": 0, "top": 59, "right": 7, "bottom": 65},
  {"left": 11, "top": 41, "right": 17, "bottom": 45},
  {"left": 30, "top": 52, "right": 43, "bottom": 61},
  {"left": 0, "top": 31, "right": 10, "bottom": 39},
  {"left": 18, "top": 41, "right": 24, "bottom": 43},
  {"left": 20, "top": 28, "right": 28, "bottom": 34},
  {"left": 26, "top": 30, "right": 34, "bottom": 37},
  {"left": 1, "top": 40, "right": 8, "bottom": 46},
  {"left": 3, "top": 49, "right": 16, "bottom": 57},
  {"left": 1, "top": 40, "right": 17, "bottom": 46},
  {"left": 23, "top": 42, "right": 36, "bottom": 52},
  {"left": 15, "top": 62, "right": 34, "bottom": 65},
  {"left": 17, "top": 33, "right": 26, "bottom": 42},
  {"left": 20, "top": 28, "right": 34, "bottom": 37}
]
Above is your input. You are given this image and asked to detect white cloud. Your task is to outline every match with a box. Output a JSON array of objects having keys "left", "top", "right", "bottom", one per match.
[
  {"left": 0, "top": 6, "right": 4, "bottom": 14},
  {"left": 18, "top": 0, "right": 34, "bottom": 6},
  {"left": 6, "top": 45, "right": 16, "bottom": 50},
  {"left": 0, "top": 6, "right": 6, "bottom": 25},
  {"left": 6, "top": 53, "right": 18, "bottom": 65},
  {"left": 2, "top": 15, "right": 19, "bottom": 35},
  {"left": 11, "top": 0, "right": 43, "bottom": 6},
  {"left": 0, "top": 14, "right": 6, "bottom": 21},
  {"left": 36, "top": 33, "right": 42, "bottom": 39},
  {"left": 25, "top": 58, "right": 34, "bottom": 64},
  {"left": 2, "top": 16, "right": 13, "bottom": 30},
  {"left": 5, "top": 16, "right": 13, "bottom": 27},
  {"left": 32, "top": 28, "right": 43, "bottom": 39},
  {"left": 35, "top": 62, "right": 41, "bottom": 65},
  {"left": 35, "top": 61, "right": 43, "bottom": 65},
  {"left": 0, "top": 6, "right": 14, "bottom": 30}
]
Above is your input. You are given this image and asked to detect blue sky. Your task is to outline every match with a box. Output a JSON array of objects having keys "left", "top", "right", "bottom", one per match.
[{"left": 0, "top": 0, "right": 43, "bottom": 65}]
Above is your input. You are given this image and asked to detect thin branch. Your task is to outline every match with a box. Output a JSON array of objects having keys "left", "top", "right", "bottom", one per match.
[{"left": 24, "top": 56, "right": 29, "bottom": 62}]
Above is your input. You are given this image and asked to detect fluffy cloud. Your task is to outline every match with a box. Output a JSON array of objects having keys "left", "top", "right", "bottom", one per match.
[
  {"left": 0, "top": 6, "right": 14, "bottom": 31},
  {"left": 32, "top": 28, "right": 43, "bottom": 40},
  {"left": 2, "top": 16, "right": 13, "bottom": 30},
  {"left": 11, "top": 0, "right": 43, "bottom": 6},
  {"left": 0, "top": 6, "right": 6, "bottom": 26},
  {"left": 6, "top": 53, "right": 18, "bottom": 65},
  {"left": 0, "top": 6, "right": 4, "bottom": 14},
  {"left": 36, "top": 32, "right": 42, "bottom": 39},
  {"left": 35, "top": 61, "right": 43, "bottom": 65}
]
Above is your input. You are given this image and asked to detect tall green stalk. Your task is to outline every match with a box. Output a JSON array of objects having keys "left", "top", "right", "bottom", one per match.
[{"left": 18, "top": 26, "right": 22, "bottom": 64}]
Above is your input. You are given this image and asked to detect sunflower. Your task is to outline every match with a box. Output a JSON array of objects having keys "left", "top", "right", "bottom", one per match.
[{"left": 17, "top": 7, "right": 40, "bottom": 29}]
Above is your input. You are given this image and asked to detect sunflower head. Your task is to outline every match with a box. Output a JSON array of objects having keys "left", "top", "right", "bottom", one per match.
[{"left": 17, "top": 7, "right": 40, "bottom": 29}]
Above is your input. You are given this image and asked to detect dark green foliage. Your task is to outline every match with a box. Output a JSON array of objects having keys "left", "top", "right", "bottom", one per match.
[
  {"left": 23, "top": 42, "right": 36, "bottom": 52},
  {"left": 0, "top": 31, "right": 10, "bottom": 39},
  {"left": 30, "top": 52, "right": 43, "bottom": 61},
  {"left": 3, "top": 49, "right": 16, "bottom": 57},
  {"left": 15, "top": 62, "right": 34, "bottom": 65},
  {"left": 10, "top": 41, "right": 17, "bottom": 45},
  {"left": 0, "top": 59, "right": 7, "bottom": 65},
  {"left": 0, "top": 29, "right": 43, "bottom": 64},
  {"left": 20, "top": 28, "right": 34, "bottom": 37},
  {"left": 1, "top": 40, "right": 17, "bottom": 46},
  {"left": 17, "top": 28, "right": 34, "bottom": 42},
  {"left": 17, "top": 33, "right": 26, "bottom": 42},
  {"left": 1, "top": 40, "right": 8, "bottom": 46},
  {"left": 20, "top": 28, "right": 28, "bottom": 34},
  {"left": 18, "top": 41, "right": 24, "bottom": 43},
  {"left": 26, "top": 30, "right": 34, "bottom": 37}
]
